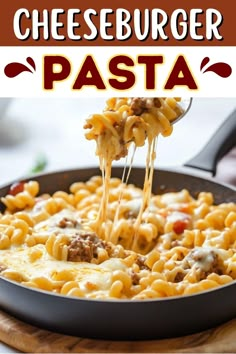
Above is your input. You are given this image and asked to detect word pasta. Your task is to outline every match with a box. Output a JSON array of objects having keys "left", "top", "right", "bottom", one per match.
[{"left": 43, "top": 55, "right": 198, "bottom": 91}]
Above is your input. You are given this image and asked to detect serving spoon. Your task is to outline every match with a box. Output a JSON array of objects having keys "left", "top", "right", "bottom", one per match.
[
  {"left": 126, "top": 97, "right": 193, "bottom": 125},
  {"left": 171, "top": 97, "right": 193, "bottom": 125}
]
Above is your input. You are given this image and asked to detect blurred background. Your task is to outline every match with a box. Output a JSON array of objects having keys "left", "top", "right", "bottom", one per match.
[{"left": 0, "top": 97, "right": 235, "bottom": 186}]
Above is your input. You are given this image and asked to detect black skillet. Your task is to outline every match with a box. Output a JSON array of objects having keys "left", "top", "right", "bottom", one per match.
[{"left": 0, "top": 110, "right": 235, "bottom": 340}]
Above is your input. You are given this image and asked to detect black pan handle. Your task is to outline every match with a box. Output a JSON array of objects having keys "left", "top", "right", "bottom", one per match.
[{"left": 184, "top": 108, "right": 236, "bottom": 176}]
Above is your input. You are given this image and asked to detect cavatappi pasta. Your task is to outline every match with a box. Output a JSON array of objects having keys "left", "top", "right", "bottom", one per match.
[
  {"left": 84, "top": 97, "right": 182, "bottom": 162},
  {"left": 0, "top": 178, "right": 236, "bottom": 300},
  {"left": 84, "top": 97, "right": 183, "bottom": 237}
]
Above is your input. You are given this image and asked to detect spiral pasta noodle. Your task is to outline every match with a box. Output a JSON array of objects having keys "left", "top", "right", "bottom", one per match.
[
  {"left": 84, "top": 97, "right": 183, "bottom": 238},
  {"left": 1, "top": 181, "right": 39, "bottom": 212}
]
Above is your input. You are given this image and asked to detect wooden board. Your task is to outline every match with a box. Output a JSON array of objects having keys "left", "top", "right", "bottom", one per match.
[{"left": 0, "top": 310, "right": 235, "bottom": 353}]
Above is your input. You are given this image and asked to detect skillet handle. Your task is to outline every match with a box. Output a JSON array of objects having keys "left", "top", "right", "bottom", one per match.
[{"left": 184, "top": 109, "right": 236, "bottom": 176}]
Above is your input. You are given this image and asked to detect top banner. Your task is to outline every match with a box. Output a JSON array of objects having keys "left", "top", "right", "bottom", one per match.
[
  {"left": 0, "top": 0, "right": 235, "bottom": 46},
  {"left": 0, "top": 1, "right": 235, "bottom": 96}
]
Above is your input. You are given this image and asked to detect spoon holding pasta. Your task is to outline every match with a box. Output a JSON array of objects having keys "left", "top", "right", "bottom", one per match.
[{"left": 84, "top": 97, "right": 193, "bottom": 245}]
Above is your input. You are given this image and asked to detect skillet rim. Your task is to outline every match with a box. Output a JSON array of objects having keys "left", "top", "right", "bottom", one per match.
[
  {"left": 0, "top": 272, "right": 235, "bottom": 304},
  {"left": 0, "top": 165, "right": 236, "bottom": 191}
]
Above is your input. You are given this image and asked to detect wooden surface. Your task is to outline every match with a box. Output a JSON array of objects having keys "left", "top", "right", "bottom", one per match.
[{"left": 0, "top": 310, "right": 235, "bottom": 353}]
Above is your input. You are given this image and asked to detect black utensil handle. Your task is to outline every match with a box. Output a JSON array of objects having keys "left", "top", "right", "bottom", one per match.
[{"left": 184, "top": 109, "right": 236, "bottom": 175}]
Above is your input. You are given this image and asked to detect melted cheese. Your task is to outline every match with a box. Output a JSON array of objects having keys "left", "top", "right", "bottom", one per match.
[
  {"left": 84, "top": 97, "right": 183, "bottom": 249},
  {"left": 34, "top": 209, "right": 82, "bottom": 235},
  {"left": 0, "top": 245, "right": 128, "bottom": 297}
]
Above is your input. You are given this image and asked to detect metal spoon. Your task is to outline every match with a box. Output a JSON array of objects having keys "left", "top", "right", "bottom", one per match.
[
  {"left": 128, "top": 97, "right": 193, "bottom": 125},
  {"left": 171, "top": 97, "right": 193, "bottom": 125},
  {"left": 123, "top": 97, "right": 193, "bottom": 145}
]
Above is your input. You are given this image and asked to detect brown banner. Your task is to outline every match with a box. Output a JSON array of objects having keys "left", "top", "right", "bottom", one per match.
[{"left": 0, "top": 0, "right": 235, "bottom": 46}]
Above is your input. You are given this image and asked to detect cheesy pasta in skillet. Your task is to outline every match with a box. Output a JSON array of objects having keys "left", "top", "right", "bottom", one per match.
[{"left": 0, "top": 97, "right": 235, "bottom": 300}]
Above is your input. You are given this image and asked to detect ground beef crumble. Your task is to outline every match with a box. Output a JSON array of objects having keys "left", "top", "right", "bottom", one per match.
[
  {"left": 174, "top": 271, "right": 186, "bottom": 283},
  {"left": 67, "top": 231, "right": 107, "bottom": 262},
  {"left": 183, "top": 248, "right": 225, "bottom": 280},
  {"left": 130, "top": 98, "right": 161, "bottom": 116},
  {"left": 57, "top": 217, "right": 80, "bottom": 229},
  {"left": 130, "top": 270, "right": 140, "bottom": 285},
  {"left": 135, "top": 255, "right": 150, "bottom": 270}
]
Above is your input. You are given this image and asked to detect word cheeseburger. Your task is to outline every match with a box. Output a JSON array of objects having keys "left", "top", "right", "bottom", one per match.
[{"left": 13, "top": 7, "right": 223, "bottom": 41}]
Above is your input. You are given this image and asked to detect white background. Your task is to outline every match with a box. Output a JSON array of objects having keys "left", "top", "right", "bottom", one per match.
[{"left": 0, "top": 97, "right": 236, "bottom": 186}]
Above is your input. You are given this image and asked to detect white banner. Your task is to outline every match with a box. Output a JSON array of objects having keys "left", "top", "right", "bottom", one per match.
[{"left": 0, "top": 46, "right": 235, "bottom": 97}]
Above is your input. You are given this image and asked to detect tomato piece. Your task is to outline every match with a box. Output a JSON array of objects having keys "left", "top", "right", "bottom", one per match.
[
  {"left": 9, "top": 182, "right": 25, "bottom": 196},
  {"left": 173, "top": 219, "right": 189, "bottom": 234}
]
